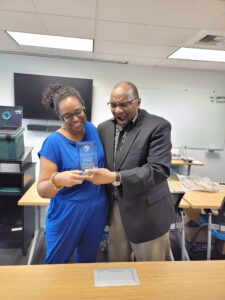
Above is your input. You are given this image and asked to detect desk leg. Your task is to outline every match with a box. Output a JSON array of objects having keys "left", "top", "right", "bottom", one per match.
[
  {"left": 207, "top": 212, "right": 212, "bottom": 260},
  {"left": 27, "top": 206, "right": 41, "bottom": 265},
  {"left": 180, "top": 211, "right": 190, "bottom": 261},
  {"left": 180, "top": 211, "right": 186, "bottom": 261},
  {"left": 187, "top": 165, "right": 191, "bottom": 177},
  {"left": 169, "top": 248, "right": 175, "bottom": 261}
]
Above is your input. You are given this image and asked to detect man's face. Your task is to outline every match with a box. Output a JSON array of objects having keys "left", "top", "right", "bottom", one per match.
[{"left": 109, "top": 85, "right": 140, "bottom": 128}]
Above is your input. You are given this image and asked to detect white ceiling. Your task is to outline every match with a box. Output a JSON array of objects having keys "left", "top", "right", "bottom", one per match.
[{"left": 1, "top": 0, "right": 225, "bottom": 71}]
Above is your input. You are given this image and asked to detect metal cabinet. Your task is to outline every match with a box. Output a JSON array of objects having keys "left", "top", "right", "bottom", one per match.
[{"left": 0, "top": 147, "right": 35, "bottom": 255}]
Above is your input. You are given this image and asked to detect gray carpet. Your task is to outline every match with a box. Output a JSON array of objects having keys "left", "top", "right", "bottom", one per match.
[
  {"left": 0, "top": 205, "right": 104, "bottom": 265},
  {"left": 0, "top": 206, "right": 47, "bottom": 266},
  {"left": 0, "top": 231, "right": 46, "bottom": 265},
  {"left": 0, "top": 230, "right": 107, "bottom": 265}
]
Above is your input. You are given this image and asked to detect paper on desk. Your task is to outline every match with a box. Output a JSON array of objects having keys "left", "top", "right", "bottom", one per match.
[
  {"left": 94, "top": 268, "right": 140, "bottom": 287},
  {"left": 177, "top": 174, "right": 223, "bottom": 192}
]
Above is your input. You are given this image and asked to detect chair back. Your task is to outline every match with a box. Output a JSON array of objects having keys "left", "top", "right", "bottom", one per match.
[
  {"left": 216, "top": 199, "right": 225, "bottom": 224},
  {"left": 170, "top": 192, "right": 185, "bottom": 214}
]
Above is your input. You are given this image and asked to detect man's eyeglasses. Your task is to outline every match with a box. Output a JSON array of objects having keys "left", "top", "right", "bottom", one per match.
[
  {"left": 59, "top": 108, "right": 85, "bottom": 121},
  {"left": 107, "top": 97, "right": 138, "bottom": 110}
]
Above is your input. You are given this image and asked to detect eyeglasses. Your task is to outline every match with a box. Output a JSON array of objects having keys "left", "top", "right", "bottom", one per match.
[
  {"left": 59, "top": 108, "right": 85, "bottom": 121},
  {"left": 107, "top": 97, "right": 138, "bottom": 110}
]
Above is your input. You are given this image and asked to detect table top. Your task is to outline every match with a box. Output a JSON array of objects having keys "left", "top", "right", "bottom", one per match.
[
  {"left": 183, "top": 186, "right": 225, "bottom": 209},
  {"left": 18, "top": 181, "right": 190, "bottom": 208},
  {"left": 171, "top": 158, "right": 204, "bottom": 166},
  {"left": 19, "top": 180, "right": 224, "bottom": 210},
  {"left": 168, "top": 178, "right": 225, "bottom": 209},
  {"left": 18, "top": 182, "right": 50, "bottom": 206},
  {"left": 0, "top": 261, "right": 225, "bottom": 300}
]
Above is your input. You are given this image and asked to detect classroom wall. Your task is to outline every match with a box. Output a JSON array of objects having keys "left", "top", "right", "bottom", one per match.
[{"left": 0, "top": 53, "right": 224, "bottom": 182}]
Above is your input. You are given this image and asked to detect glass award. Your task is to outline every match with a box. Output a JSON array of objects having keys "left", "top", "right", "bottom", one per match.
[{"left": 78, "top": 141, "right": 97, "bottom": 174}]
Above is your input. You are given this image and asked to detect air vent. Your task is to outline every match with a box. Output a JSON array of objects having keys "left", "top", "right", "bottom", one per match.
[{"left": 197, "top": 34, "right": 225, "bottom": 46}]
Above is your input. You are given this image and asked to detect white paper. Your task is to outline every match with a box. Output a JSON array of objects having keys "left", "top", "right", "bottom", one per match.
[
  {"left": 177, "top": 174, "right": 223, "bottom": 192},
  {"left": 94, "top": 268, "right": 140, "bottom": 287}
]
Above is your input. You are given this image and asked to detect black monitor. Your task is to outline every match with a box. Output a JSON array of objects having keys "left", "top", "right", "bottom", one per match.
[{"left": 14, "top": 73, "right": 93, "bottom": 121}]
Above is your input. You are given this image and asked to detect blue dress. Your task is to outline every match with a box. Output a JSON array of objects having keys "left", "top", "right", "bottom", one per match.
[{"left": 38, "top": 122, "right": 108, "bottom": 264}]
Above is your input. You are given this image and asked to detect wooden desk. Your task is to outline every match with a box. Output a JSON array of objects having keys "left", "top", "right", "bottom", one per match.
[
  {"left": 184, "top": 187, "right": 225, "bottom": 260},
  {"left": 171, "top": 158, "right": 204, "bottom": 176},
  {"left": 18, "top": 181, "right": 49, "bottom": 207},
  {"left": 18, "top": 181, "right": 190, "bottom": 264},
  {"left": 183, "top": 187, "right": 225, "bottom": 209},
  {"left": 20, "top": 181, "right": 190, "bottom": 208},
  {"left": 0, "top": 261, "right": 225, "bottom": 299},
  {"left": 168, "top": 180, "right": 225, "bottom": 260},
  {"left": 18, "top": 181, "right": 189, "bottom": 212}
]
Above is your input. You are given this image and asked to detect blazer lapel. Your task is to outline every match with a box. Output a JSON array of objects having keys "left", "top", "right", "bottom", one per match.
[
  {"left": 115, "top": 110, "right": 145, "bottom": 170},
  {"left": 115, "top": 123, "right": 141, "bottom": 170}
]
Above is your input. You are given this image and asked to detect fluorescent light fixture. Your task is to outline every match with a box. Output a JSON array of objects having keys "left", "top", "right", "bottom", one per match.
[
  {"left": 6, "top": 31, "right": 93, "bottom": 52},
  {"left": 168, "top": 47, "right": 225, "bottom": 63}
]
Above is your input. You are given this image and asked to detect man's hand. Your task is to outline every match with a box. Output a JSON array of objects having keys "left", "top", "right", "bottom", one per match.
[{"left": 85, "top": 168, "right": 116, "bottom": 185}]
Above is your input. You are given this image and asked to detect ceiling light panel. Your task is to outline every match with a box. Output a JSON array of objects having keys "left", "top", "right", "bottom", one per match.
[
  {"left": 6, "top": 31, "right": 94, "bottom": 52},
  {"left": 169, "top": 47, "right": 225, "bottom": 63}
]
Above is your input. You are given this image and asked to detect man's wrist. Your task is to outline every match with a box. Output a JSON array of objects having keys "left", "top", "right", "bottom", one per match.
[{"left": 112, "top": 171, "right": 121, "bottom": 186}]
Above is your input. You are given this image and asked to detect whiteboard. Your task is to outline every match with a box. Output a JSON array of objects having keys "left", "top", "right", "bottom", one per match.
[{"left": 140, "top": 88, "right": 225, "bottom": 150}]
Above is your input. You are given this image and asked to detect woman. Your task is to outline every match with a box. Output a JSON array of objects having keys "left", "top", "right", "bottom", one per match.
[{"left": 37, "top": 83, "right": 108, "bottom": 264}]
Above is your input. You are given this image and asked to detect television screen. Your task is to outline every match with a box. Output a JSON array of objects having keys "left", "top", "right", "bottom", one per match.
[{"left": 14, "top": 73, "right": 93, "bottom": 121}]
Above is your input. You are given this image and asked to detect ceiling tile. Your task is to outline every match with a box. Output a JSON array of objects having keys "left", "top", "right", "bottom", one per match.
[
  {"left": 152, "top": 0, "right": 225, "bottom": 29},
  {"left": 0, "top": 0, "right": 37, "bottom": 12},
  {"left": 142, "top": 26, "right": 199, "bottom": 46},
  {"left": 41, "top": 14, "right": 95, "bottom": 38},
  {"left": 95, "top": 40, "right": 135, "bottom": 55},
  {"left": 0, "top": 0, "right": 225, "bottom": 72},
  {"left": 97, "top": 0, "right": 164, "bottom": 24},
  {"left": 34, "top": 0, "right": 96, "bottom": 18},
  {"left": 0, "top": 11, "right": 46, "bottom": 33},
  {"left": 96, "top": 21, "right": 147, "bottom": 43},
  {"left": 206, "top": 13, "right": 225, "bottom": 31},
  {"left": 131, "top": 44, "right": 176, "bottom": 58}
]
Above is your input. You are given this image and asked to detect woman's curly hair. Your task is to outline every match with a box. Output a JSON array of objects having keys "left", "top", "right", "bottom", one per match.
[{"left": 42, "top": 83, "right": 85, "bottom": 115}]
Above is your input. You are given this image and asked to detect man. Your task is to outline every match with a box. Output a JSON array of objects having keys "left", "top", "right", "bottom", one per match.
[{"left": 87, "top": 81, "right": 175, "bottom": 262}]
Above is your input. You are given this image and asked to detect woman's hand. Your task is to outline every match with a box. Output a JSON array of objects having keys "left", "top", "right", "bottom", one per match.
[
  {"left": 54, "top": 170, "right": 90, "bottom": 187},
  {"left": 37, "top": 156, "right": 91, "bottom": 198},
  {"left": 85, "top": 168, "right": 116, "bottom": 185}
]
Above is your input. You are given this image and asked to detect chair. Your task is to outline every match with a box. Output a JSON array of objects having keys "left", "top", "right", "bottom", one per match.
[
  {"left": 196, "top": 199, "right": 225, "bottom": 260},
  {"left": 170, "top": 191, "right": 190, "bottom": 261}
]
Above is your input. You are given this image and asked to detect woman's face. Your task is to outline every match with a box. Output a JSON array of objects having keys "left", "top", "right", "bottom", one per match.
[{"left": 58, "top": 96, "right": 86, "bottom": 135}]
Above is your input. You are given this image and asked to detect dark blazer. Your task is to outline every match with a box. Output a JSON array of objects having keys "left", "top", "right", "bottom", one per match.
[{"left": 98, "top": 109, "right": 175, "bottom": 243}]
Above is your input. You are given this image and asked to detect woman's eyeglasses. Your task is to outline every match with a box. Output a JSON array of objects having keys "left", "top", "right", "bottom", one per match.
[
  {"left": 107, "top": 97, "right": 138, "bottom": 110},
  {"left": 59, "top": 108, "right": 85, "bottom": 121}
]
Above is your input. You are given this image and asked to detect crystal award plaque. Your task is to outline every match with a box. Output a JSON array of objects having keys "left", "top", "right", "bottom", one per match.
[{"left": 78, "top": 141, "right": 97, "bottom": 172}]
